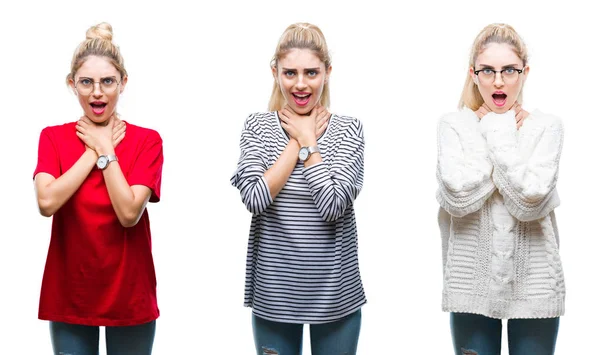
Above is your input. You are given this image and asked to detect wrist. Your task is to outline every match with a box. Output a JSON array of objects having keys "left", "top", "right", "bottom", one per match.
[
  {"left": 297, "top": 135, "right": 317, "bottom": 148},
  {"left": 84, "top": 148, "right": 98, "bottom": 163},
  {"left": 96, "top": 143, "right": 115, "bottom": 156}
]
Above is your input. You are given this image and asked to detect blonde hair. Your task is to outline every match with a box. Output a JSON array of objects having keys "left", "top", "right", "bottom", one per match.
[
  {"left": 458, "top": 23, "right": 528, "bottom": 110},
  {"left": 268, "top": 23, "right": 331, "bottom": 111},
  {"left": 66, "top": 22, "right": 127, "bottom": 84}
]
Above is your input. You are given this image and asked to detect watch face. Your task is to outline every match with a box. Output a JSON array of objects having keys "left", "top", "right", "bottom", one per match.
[
  {"left": 299, "top": 148, "right": 309, "bottom": 161},
  {"left": 97, "top": 156, "right": 108, "bottom": 169}
]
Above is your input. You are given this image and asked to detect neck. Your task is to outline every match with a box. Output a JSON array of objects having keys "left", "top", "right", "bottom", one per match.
[{"left": 89, "top": 114, "right": 116, "bottom": 127}]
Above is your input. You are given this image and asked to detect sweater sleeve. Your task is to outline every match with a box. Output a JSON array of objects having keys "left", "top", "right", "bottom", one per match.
[
  {"left": 230, "top": 115, "right": 273, "bottom": 215},
  {"left": 436, "top": 111, "right": 496, "bottom": 217},
  {"left": 479, "top": 110, "right": 563, "bottom": 221},
  {"left": 302, "top": 117, "right": 364, "bottom": 222}
]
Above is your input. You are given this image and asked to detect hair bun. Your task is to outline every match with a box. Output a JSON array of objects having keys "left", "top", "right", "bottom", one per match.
[{"left": 86, "top": 22, "right": 113, "bottom": 41}]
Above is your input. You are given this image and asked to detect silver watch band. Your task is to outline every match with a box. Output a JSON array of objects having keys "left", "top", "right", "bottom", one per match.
[{"left": 307, "top": 146, "right": 320, "bottom": 155}]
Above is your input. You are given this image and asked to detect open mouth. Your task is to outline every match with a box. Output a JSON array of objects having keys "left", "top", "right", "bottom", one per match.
[
  {"left": 492, "top": 92, "right": 507, "bottom": 107},
  {"left": 90, "top": 101, "right": 107, "bottom": 115},
  {"left": 292, "top": 92, "right": 311, "bottom": 107}
]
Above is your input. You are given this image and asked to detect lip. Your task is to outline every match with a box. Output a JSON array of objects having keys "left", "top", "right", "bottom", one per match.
[
  {"left": 291, "top": 92, "right": 311, "bottom": 107},
  {"left": 491, "top": 91, "right": 507, "bottom": 107},
  {"left": 89, "top": 101, "right": 108, "bottom": 115}
]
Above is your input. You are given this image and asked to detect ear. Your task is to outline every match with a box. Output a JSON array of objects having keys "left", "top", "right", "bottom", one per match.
[
  {"left": 68, "top": 78, "right": 77, "bottom": 95},
  {"left": 469, "top": 67, "right": 479, "bottom": 86},
  {"left": 325, "top": 65, "right": 332, "bottom": 83},
  {"left": 119, "top": 76, "right": 128, "bottom": 94},
  {"left": 271, "top": 66, "right": 278, "bottom": 82},
  {"left": 522, "top": 65, "right": 530, "bottom": 83}
]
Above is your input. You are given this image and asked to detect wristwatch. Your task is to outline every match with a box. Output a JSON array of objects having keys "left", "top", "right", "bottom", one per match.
[
  {"left": 96, "top": 154, "right": 118, "bottom": 170},
  {"left": 298, "top": 146, "right": 320, "bottom": 162}
]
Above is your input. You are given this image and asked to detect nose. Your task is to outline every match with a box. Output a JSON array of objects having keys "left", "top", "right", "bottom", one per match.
[
  {"left": 295, "top": 74, "right": 308, "bottom": 91},
  {"left": 92, "top": 82, "right": 103, "bottom": 97},
  {"left": 493, "top": 72, "right": 505, "bottom": 87}
]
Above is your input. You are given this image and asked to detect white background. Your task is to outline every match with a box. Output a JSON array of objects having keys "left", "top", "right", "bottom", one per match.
[{"left": 0, "top": 0, "right": 598, "bottom": 353}]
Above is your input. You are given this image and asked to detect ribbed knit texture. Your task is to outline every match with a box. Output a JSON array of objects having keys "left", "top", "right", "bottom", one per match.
[
  {"left": 231, "top": 111, "right": 366, "bottom": 324},
  {"left": 437, "top": 109, "right": 566, "bottom": 319}
]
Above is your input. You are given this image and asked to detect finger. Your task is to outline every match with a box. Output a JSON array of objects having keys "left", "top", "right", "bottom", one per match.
[
  {"left": 514, "top": 104, "right": 522, "bottom": 116},
  {"left": 280, "top": 107, "right": 291, "bottom": 119},
  {"left": 316, "top": 112, "right": 328, "bottom": 125},
  {"left": 309, "top": 106, "right": 319, "bottom": 120},
  {"left": 114, "top": 132, "right": 126, "bottom": 146},
  {"left": 475, "top": 108, "right": 484, "bottom": 119},
  {"left": 316, "top": 105, "right": 325, "bottom": 115},
  {"left": 517, "top": 120, "right": 524, "bottom": 129},
  {"left": 113, "top": 127, "right": 125, "bottom": 141},
  {"left": 515, "top": 111, "right": 524, "bottom": 123},
  {"left": 317, "top": 120, "right": 328, "bottom": 136},
  {"left": 113, "top": 119, "right": 124, "bottom": 128},
  {"left": 114, "top": 120, "right": 126, "bottom": 131},
  {"left": 279, "top": 111, "right": 288, "bottom": 122}
]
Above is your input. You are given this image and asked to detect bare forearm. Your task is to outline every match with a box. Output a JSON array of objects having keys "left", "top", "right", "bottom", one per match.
[
  {"left": 264, "top": 139, "right": 301, "bottom": 199},
  {"left": 102, "top": 162, "right": 146, "bottom": 227},
  {"left": 36, "top": 149, "right": 97, "bottom": 216}
]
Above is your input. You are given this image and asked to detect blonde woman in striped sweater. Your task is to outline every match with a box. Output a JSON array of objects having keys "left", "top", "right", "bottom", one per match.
[{"left": 232, "top": 23, "right": 366, "bottom": 355}]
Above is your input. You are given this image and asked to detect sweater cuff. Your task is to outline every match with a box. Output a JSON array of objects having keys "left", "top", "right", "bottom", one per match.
[{"left": 302, "top": 162, "right": 328, "bottom": 191}]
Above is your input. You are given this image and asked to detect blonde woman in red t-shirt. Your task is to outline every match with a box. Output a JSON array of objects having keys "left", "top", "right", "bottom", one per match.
[{"left": 33, "top": 22, "right": 163, "bottom": 355}]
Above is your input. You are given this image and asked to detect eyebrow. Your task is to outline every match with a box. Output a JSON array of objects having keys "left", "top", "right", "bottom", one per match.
[
  {"left": 477, "top": 64, "right": 522, "bottom": 69},
  {"left": 281, "top": 67, "right": 321, "bottom": 71},
  {"left": 77, "top": 76, "right": 117, "bottom": 80}
]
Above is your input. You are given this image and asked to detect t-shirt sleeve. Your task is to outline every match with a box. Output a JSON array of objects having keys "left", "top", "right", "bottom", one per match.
[
  {"left": 33, "top": 127, "right": 61, "bottom": 179},
  {"left": 128, "top": 130, "right": 164, "bottom": 203}
]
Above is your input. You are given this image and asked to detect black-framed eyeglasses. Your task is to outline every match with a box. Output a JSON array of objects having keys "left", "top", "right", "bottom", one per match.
[
  {"left": 74, "top": 76, "right": 121, "bottom": 95},
  {"left": 473, "top": 67, "right": 525, "bottom": 83}
]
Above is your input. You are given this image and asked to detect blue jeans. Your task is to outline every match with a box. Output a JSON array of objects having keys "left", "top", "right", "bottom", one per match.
[
  {"left": 252, "top": 309, "right": 361, "bottom": 355},
  {"left": 450, "top": 313, "right": 559, "bottom": 355},
  {"left": 50, "top": 320, "right": 156, "bottom": 355}
]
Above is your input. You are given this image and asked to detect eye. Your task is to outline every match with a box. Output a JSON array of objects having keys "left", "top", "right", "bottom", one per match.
[
  {"left": 284, "top": 70, "right": 295, "bottom": 77},
  {"left": 481, "top": 68, "right": 494, "bottom": 75},
  {"left": 79, "top": 78, "right": 92, "bottom": 86},
  {"left": 307, "top": 70, "right": 318, "bottom": 77},
  {"left": 503, "top": 68, "right": 516, "bottom": 75},
  {"left": 102, "top": 77, "right": 115, "bottom": 85}
]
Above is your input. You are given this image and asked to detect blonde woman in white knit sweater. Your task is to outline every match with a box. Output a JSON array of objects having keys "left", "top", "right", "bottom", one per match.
[{"left": 437, "top": 23, "right": 565, "bottom": 355}]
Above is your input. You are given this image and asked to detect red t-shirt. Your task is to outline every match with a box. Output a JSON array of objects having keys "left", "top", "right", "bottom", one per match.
[{"left": 33, "top": 121, "right": 163, "bottom": 326}]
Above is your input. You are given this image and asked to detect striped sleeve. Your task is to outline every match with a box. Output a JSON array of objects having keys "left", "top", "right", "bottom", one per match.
[
  {"left": 302, "top": 118, "right": 364, "bottom": 222},
  {"left": 230, "top": 115, "right": 273, "bottom": 215}
]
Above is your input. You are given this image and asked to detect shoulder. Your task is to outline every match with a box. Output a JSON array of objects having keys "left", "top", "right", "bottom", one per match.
[
  {"left": 40, "top": 122, "right": 77, "bottom": 136},
  {"left": 243, "top": 111, "right": 277, "bottom": 129},
  {"left": 438, "top": 109, "right": 478, "bottom": 128},
  {"left": 329, "top": 114, "right": 364, "bottom": 138},
  {"left": 526, "top": 109, "right": 563, "bottom": 130},
  {"left": 124, "top": 122, "right": 162, "bottom": 143}
]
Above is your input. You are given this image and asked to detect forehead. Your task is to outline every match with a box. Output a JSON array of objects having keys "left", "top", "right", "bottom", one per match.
[
  {"left": 76, "top": 55, "right": 120, "bottom": 78},
  {"left": 476, "top": 42, "right": 523, "bottom": 67},
  {"left": 279, "top": 48, "right": 324, "bottom": 68}
]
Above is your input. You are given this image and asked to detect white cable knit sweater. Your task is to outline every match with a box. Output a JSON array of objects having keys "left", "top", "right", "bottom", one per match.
[{"left": 436, "top": 108, "right": 566, "bottom": 319}]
